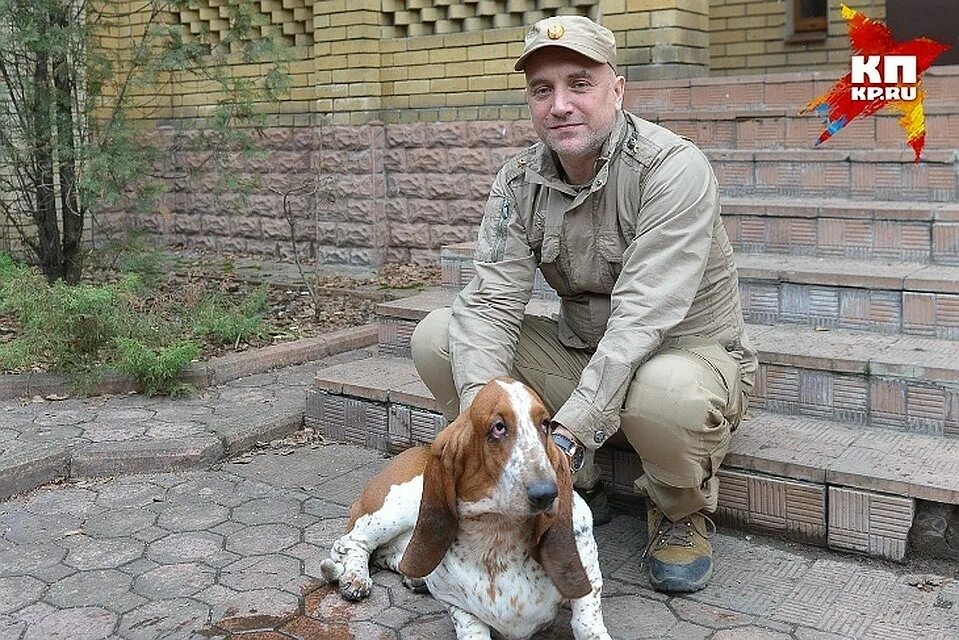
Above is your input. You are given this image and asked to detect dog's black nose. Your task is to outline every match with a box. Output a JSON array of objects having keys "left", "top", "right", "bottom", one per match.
[{"left": 527, "top": 480, "right": 558, "bottom": 511}]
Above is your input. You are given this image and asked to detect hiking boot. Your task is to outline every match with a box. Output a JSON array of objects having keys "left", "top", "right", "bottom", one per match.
[
  {"left": 576, "top": 480, "right": 612, "bottom": 526},
  {"left": 643, "top": 503, "right": 715, "bottom": 593}
]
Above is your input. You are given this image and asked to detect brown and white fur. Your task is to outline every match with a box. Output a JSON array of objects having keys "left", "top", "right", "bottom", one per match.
[{"left": 320, "top": 377, "right": 611, "bottom": 640}]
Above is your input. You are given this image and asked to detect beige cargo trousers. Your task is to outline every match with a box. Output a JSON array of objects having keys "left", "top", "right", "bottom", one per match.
[{"left": 410, "top": 307, "right": 749, "bottom": 522}]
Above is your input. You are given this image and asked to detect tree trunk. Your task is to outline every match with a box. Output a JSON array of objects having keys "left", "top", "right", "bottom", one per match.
[
  {"left": 31, "top": 49, "right": 63, "bottom": 283},
  {"left": 53, "top": 2, "right": 82, "bottom": 284}
]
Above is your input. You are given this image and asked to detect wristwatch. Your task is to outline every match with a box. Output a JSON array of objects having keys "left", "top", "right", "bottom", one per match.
[{"left": 551, "top": 429, "right": 586, "bottom": 474}]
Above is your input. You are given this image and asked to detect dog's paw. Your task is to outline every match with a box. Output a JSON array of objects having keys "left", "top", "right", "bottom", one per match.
[
  {"left": 319, "top": 558, "right": 344, "bottom": 583},
  {"left": 339, "top": 570, "right": 373, "bottom": 601},
  {"left": 401, "top": 575, "right": 430, "bottom": 594}
]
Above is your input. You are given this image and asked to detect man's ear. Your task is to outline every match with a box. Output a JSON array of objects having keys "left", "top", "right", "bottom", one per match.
[
  {"left": 398, "top": 418, "right": 466, "bottom": 578},
  {"left": 531, "top": 442, "right": 593, "bottom": 599}
]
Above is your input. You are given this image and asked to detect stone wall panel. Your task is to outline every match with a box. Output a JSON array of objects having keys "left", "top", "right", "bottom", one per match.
[{"left": 151, "top": 120, "right": 540, "bottom": 266}]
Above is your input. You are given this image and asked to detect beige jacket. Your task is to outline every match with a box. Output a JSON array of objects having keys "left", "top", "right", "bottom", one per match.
[{"left": 450, "top": 110, "right": 757, "bottom": 449}]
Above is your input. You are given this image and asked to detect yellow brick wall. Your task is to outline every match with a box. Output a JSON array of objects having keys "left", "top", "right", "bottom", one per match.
[
  {"left": 111, "top": 1, "right": 899, "bottom": 125},
  {"left": 709, "top": 0, "right": 886, "bottom": 75},
  {"left": 117, "top": 0, "right": 715, "bottom": 126}
]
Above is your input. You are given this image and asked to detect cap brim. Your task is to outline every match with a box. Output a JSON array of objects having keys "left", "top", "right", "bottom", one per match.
[{"left": 514, "top": 42, "right": 608, "bottom": 71}]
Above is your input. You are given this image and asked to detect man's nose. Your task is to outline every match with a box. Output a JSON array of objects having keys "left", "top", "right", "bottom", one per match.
[{"left": 550, "top": 88, "right": 573, "bottom": 116}]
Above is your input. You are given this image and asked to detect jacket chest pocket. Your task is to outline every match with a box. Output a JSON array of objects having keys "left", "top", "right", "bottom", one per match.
[{"left": 598, "top": 233, "right": 625, "bottom": 290}]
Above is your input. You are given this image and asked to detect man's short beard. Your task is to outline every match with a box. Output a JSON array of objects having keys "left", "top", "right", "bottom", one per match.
[{"left": 546, "top": 127, "right": 611, "bottom": 162}]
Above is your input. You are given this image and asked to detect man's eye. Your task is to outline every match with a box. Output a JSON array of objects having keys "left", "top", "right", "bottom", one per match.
[{"left": 532, "top": 87, "right": 551, "bottom": 98}]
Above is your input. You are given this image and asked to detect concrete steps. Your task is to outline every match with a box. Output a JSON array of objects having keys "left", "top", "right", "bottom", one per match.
[
  {"left": 721, "top": 196, "right": 959, "bottom": 266},
  {"left": 737, "top": 254, "right": 959, "bottom": 340},
  {"left": 623, "top": 69, "right": 959, "bottom": 204},
  {"left": 642, "top": 107, "right": 959, "bottom": 151},
  {"left": 705, "top": 148, "right": 958, "bottom": 203},
  {"left": 306, "top": 352, "right": 959, "bottom": 561},
  {"left": 309, "top": 284, "right": 959, "bottom": 560},
  {"left": 442, "top": 244, "right": 959, "bottom": 341},
  {"left": 625, "top": 66, "right": 959, "bottom": 113},
  {"left": 307, "top": 67, "right": 959, "bottom": 561},
  {"left": 376, "top": 288, "right": 959, "bottom": 438}
]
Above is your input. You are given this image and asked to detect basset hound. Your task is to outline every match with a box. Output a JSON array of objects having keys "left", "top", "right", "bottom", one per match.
[{"left": 320, "top": 377, "right": 611, "bottom": 640}]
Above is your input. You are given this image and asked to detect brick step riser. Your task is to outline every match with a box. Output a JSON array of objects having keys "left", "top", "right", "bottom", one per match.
[
  {"left": 304, "top": 388, "right": 915, "bottom": 561},
  {"left": 651, "top": 114, "right": 959, "bottom": 151},
  {"left": 442, "top": 216, "right": 959, "bottom": 266},
  {"left": 741, "top": 281, "right": 959, "bottom": 341},
  {"left": 755, "top": 364, "right": 958, "bottom": 438},
  {"left": 712, "top": 160, "right": 958, "bottom": 204},
  {"left": 625, "top": 70, "right": 959, "bottom": 114},
  {"left": 376, "top": 314, "right": 959, "bottom": 437},
  {"left": 441, "top": 256, "right": 959, "bottom": 341},
  {"left": 725, "top": 215, "right": 959, "bottom": 266}
]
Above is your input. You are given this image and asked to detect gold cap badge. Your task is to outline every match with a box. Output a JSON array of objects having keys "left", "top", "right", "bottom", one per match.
[{"left": 546, "top": 23, "right": 565, "bottom": 40}]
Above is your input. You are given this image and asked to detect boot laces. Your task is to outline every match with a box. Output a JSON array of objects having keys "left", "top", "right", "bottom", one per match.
[{"left": 642, "top": 511, "right": 715, "bottom": 563}]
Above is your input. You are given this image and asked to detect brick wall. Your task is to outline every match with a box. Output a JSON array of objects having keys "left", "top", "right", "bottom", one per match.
[
  {"left": 110, "top": 119, "right": 536, "bottom": 266},
  {"left": 709, "top": 0, "right": 886, "bottom": 76},
  {"left": 118, "top": 0, "right": 711, "bottom": 126},
  {"left": 14, "top": 2, "right": 946, "bottom": 268}
]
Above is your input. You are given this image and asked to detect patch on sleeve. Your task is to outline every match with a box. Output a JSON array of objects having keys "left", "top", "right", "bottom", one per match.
[{"left": 474, "top": 195, "right": 512, "bottom": 262}]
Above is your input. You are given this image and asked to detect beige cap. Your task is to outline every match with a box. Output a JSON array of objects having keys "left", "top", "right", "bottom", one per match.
[{"left": 514, "top": 16, "right": 617, "bottom": 71}]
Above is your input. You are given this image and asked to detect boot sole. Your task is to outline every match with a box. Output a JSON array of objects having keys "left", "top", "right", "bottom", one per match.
[{"left": 649, "top": 564, "right": 713, "bottom": 593}]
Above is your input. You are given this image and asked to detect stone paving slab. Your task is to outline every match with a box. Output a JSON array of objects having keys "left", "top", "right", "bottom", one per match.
[
  {"left": 725, "top": 413, "right": 862, "bottom": 485},
  {"left": 1, "top": 444, "right": 956, "bottom": 640},
  {"left": 738, "top": 254, "right": 959, "bottom": 293},
  {"left": 0, "top": 347, "right": 375, "bottom": 500},
  {"left": 721, "top": 196, "right": 959, "bottom": 222}
]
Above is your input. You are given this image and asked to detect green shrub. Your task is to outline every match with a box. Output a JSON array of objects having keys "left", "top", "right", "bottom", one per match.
[
  {"left": 192, "top": 285, "right": 269, "bottom": 346},
  {"left": 13, "top": 279, "right": 137, "bottom": 370},
  {"left": 0, "top": 253, "right": 19, "bottom": 281},
  {"left": 0, "top": 253, "right": 278, "bottom": 395},
  {"left": 0, "top": 258, "right": 191, "bottom": 393},
  {"left": 118, "top": 249, "right": 165, "bottom": 288},
  {"left": 0, "top": 339, "right": 31, "bottom": 370},
  {"left": 115, "top": 338, "right": 200, "bottom": 396}
]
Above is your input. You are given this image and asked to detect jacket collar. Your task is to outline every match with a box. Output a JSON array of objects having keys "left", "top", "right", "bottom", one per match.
[{"left": 526, "top": 109, "right": 628, "bottom": 194}]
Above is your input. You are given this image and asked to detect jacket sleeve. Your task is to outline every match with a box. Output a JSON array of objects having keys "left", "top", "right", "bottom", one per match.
[
  {"left": 449, "top": 167, "right": 537, "bottom": 411},
  {"left": 553, "top": 143, "right": 718, "bottom": 448}
]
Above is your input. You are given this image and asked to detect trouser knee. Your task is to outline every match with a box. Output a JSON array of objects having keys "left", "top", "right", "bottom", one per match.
[
  {"left": 410, "top": 308, "right": 452, "bottom": 370},
  {"left": 410, "top": 308, "right": 458, "bottom": 421},
  {"left": 620, "top": 347, "right": 735, "bottom": 519}
]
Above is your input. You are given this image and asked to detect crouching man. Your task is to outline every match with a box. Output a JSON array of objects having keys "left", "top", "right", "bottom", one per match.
[{"left": 411, "top": 15, "right": 757, "bottom": 594}]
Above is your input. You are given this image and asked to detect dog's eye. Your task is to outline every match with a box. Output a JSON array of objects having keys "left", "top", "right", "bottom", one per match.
[
  {"left": 539, "top": 418, "right": 551, "bottom": 433},
  {"left": 489, "top": 420, "right": 508, "bottom": 440}
]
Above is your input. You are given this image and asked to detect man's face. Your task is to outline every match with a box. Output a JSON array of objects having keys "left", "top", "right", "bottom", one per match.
[{"left": 524, "top": 47, "right": 625, "bottom": 165}]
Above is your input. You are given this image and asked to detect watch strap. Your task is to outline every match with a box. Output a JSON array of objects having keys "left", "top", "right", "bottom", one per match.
[{"left": 551, "top": 431, "right": 585, "bottom": 473}]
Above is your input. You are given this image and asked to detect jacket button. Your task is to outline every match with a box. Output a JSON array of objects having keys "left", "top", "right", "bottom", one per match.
[
  {"left": 725, "top": 343, "right": 736, "bottom": 352},
  {"left": 593, "top": 430, "right": 605, "bottom": 444}
]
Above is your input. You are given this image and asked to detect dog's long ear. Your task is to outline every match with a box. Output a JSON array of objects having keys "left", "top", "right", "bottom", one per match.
[
  {"left": 398, "top": 418, "right": 466, "bottom": 578},
  {"left": 531, "top": 443, "right": 593, "bottom": 599}
]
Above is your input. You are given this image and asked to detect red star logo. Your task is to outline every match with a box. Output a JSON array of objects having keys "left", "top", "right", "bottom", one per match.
[{"left": 802, "top": 4, "right": 950, "bottom": 161}]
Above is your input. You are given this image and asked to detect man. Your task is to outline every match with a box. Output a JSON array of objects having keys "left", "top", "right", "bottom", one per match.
[{"left": 410, "top": 15, "right": 757, "bottom": 594}]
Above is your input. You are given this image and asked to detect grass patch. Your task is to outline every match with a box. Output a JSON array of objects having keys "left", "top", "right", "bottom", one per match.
[
  {"left": 0, "top": 253, "right": 267, "bottom": 395},
  {"left": 191, "top": 285, "right": 270, "bottom": 346}
]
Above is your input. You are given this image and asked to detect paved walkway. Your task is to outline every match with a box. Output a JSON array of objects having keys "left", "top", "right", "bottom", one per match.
[
  {"left": 2, "top": 439, "right": 958, "bottom": 639},
  {"left": 0, "top": 348, "right": 372, "bottom": 498}
]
